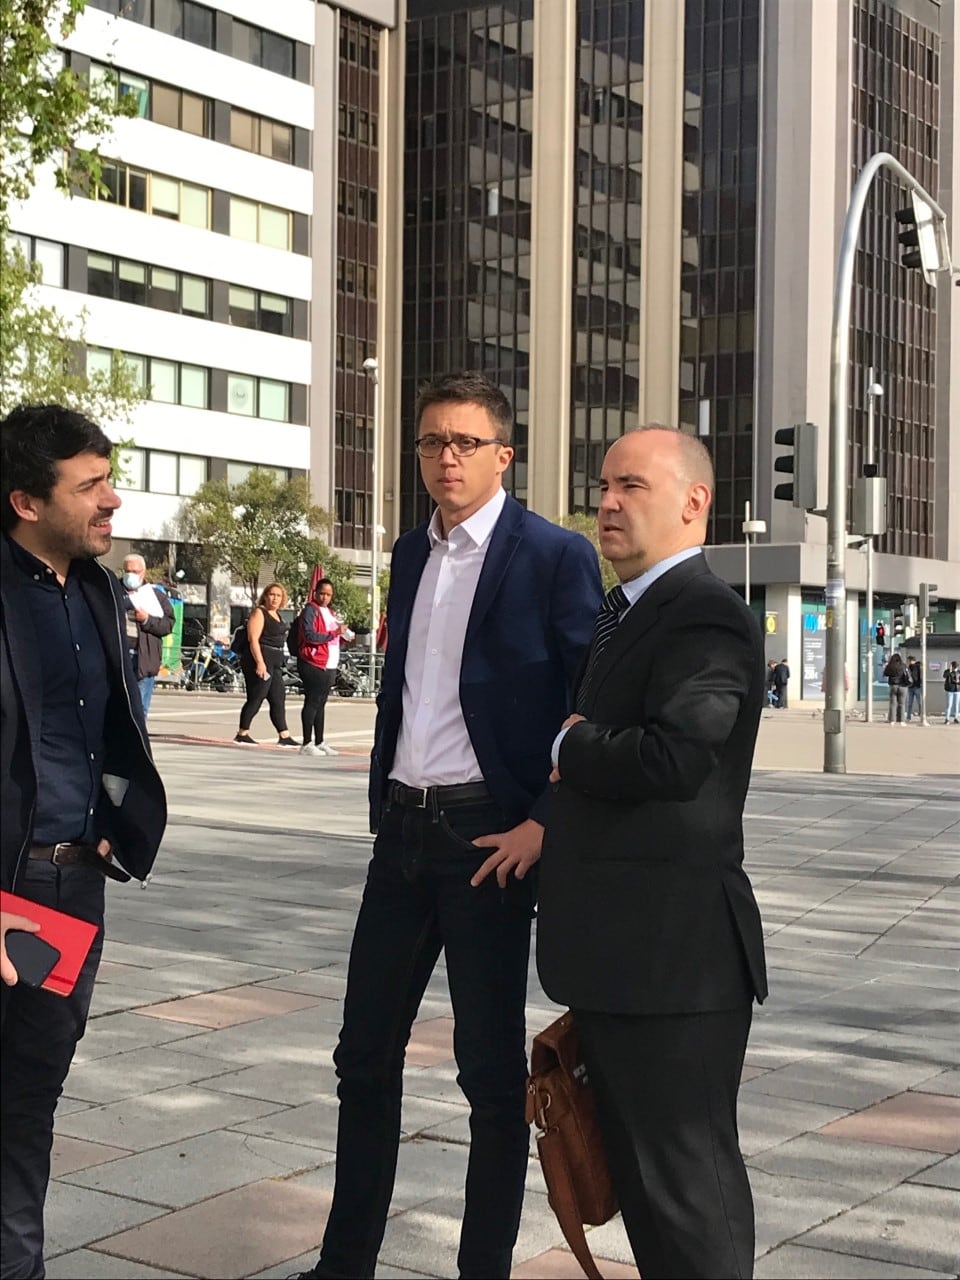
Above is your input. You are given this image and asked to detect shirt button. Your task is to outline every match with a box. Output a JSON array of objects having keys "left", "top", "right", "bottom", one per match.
[
  {"left": 79, "top": 698, "right": 85, "bottom": 707},
  {"left": 89, "top": 807, "right": 94, "bottom": 815},
  {"left": 424, "top": 697, "right": 431, "bottom": 705},
  {"left": 431, "top": 648, "right": 438, "bottom": 655},
  {"left": 90, "top": 753, "right": 95, "bottom": 760},
  {"left": 76, "top": 643, "right": 80, "bottom": 651},
  {"left": 33, "top": 574, "right": 40, "bottom": 581}
]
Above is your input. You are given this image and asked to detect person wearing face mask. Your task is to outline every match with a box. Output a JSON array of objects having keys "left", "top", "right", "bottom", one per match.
[{"left": 121, "top": 554, "right": 175, "bottom": 718}]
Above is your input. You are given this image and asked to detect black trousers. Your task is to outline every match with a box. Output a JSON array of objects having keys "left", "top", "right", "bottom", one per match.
[
  {"left": 299, "top": 663, "right": 335, "bottom": 745},
  {"left": 574, "top": 1005, "right": 755, "bottom": 1280},
  {"left": 1, "top": 862, "right": 105, "bottom": 1280},
  {"left": 315, "top": 796, "right": 534, "bottom": 1279},
  {"left": 238, "top": 647, "right": 289, "bottom": 733}
]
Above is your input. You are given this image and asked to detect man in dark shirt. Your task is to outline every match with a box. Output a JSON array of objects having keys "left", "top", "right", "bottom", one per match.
[{"left": 0, "top": 404, "right": 167, "bottom": 1279}]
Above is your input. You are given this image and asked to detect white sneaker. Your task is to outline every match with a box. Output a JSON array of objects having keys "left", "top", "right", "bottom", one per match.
[
  {"left": 299, "top": 743, "right": 321, "bottom": 756},
  {"left": 318, "top": 743, "right": 338, "bottom": 756}
]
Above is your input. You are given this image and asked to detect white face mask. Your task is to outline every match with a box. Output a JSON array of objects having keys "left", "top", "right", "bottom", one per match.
[{"left": 123, "top": 571, "right": 143, "bottom": 589}]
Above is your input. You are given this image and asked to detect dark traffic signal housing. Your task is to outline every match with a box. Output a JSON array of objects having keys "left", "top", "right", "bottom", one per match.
[
  {"left": 895, "top": 205, "right": 924, "bottom": 270},
  {"left": 919, "top": 582, "right": 939, "bottom": 618},
  {"left": 773, "top": 422, "right": 819, "bottom": 510}
]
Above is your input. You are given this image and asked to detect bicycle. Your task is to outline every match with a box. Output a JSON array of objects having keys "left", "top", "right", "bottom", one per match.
[{"left": 180, "top": 636, "right": 242, "bottom": 693}]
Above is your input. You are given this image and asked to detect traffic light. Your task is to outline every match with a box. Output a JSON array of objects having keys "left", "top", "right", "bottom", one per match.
[
  {"left": 896, "top": 206, "right": 924, "bottom": 270},
  {"left": 892, "top": 610, "right": 905, "bottom": 640},
  {"left": 895, "top": 193, "right": 950, "bottom": 287},
  {"left": 773, "top": 422, "right": 819, "bottom": 510},
  {"left": 919, "top": 582, "right": 939, "bottom": 618},
  {"left": 875, "top": 622, "right": 885, "bottom": 646}
]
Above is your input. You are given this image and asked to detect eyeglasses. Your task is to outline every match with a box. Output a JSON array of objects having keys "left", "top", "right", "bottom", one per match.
[{"left": 415, "top": 434, "right": 505, "bottom": 458}]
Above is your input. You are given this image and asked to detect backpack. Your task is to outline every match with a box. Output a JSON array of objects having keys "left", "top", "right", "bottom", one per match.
[
  {"left": 286, "top": 611, "right": 302, "bottom": 658},
  {"left": 231, "top": 622, "right": 249, "bottom": 655}
]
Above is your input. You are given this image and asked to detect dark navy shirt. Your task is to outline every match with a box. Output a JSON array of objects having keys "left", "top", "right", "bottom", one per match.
[{"left": 7, "top": 537, "right": 109, "bottom": 843}]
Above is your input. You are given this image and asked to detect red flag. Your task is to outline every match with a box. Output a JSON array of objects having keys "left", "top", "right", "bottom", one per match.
[
  {"left": 308, "top": 564, "right": 324, "bottom": 598},
  {"left": 376, "top": 609, "right": 388, "bottom": 652}
]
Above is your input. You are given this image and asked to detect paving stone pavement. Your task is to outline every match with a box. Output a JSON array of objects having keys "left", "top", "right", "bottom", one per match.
[{"left": 40, "top": 744, "right": 959, "bottom": 1280}]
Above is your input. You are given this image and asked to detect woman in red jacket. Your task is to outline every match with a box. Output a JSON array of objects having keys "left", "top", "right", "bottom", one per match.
[{"left": 297, "top": 579, "right": 353, "bottom": 756}]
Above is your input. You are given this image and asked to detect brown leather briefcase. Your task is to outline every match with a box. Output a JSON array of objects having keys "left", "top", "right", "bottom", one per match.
[{"left": 526, "top": 1011, "right": 618, "bottom": 1279}]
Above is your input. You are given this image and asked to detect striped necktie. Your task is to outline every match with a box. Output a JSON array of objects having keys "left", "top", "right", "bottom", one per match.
[{"left": 576, "top": 583, "right": 629, "bottom": 711}]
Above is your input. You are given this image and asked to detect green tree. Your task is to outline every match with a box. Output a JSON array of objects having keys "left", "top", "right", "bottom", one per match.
[
  {"left": 558, "top": 511, "right": 619, "bottom": 590},
  {"left": 180, "top": 470, "right": 371, "bottom": 628},
  {"left": 0, "top": 0, "right": 142, "bottom": 421}
]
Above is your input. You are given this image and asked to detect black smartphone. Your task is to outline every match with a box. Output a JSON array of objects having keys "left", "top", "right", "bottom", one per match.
[{"left": 6, "top": 931, "right": 61, "bottom": 987}]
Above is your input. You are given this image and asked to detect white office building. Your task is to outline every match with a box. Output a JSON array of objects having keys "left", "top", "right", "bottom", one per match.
[{"left": 9, "top": 0, "right": 318, "bottom": 630}]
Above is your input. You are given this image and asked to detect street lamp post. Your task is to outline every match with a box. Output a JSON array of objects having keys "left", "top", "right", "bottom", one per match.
[
  {"left": 824, "top": 152, "right": 950, "bottom": 773},
  {"left": 742, "top": 500, "right": 767, "bottom": 608},
  {"left": 362, "top": 357, "right": 381, "bottom": 667},
  {"left": 864, "top": 370, "right": 883, "bottom": 725}
]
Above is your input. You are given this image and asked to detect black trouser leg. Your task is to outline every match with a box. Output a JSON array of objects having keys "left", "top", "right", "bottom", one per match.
[
  {"left": 238, "top": 658, "right": 268, "bottom": 731},
  {"left": 263, "top": 653, "right": 289, "bottom": 733},
  {"left": 575, "top": 1005, "right": 755, "bottom": 1280},
  {"left": 1, "top": 863, "right": 105, "bottom": 1280},
  {"left": 300, "top": 664, "right": 334, "bottom": 744}
]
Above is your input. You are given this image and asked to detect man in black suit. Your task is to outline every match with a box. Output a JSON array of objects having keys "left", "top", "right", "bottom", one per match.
[{"left": 537, "top": 426, "right": 767, "bottom": 1279}]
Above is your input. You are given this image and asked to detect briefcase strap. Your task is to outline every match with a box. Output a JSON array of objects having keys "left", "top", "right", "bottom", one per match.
[{"left": 538, "top": 1127, "right": 604, "bottom": 1280}]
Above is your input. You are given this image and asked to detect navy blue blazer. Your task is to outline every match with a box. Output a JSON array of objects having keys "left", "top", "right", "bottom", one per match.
[{"left": 369, "top": 493, "right": 603, "bottom": 831}]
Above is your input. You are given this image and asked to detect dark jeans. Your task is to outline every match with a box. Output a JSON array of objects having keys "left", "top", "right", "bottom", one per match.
[
  {"left": 1, "top": 862, "right": 105, "bottom": 1280},
  {"left": 299, "top": 663, "right": 335, "bottom": 745},
  {"left": 238, "top": 647, "right": 288, "bottom": 733},
  {"left": 906, "top": 685, "right": 922, "bottom": 719},
  {"left": 316, "top": 795, "right": 534, "bottom": 1279},
  {"left": 576, "top": 1005, "right": 755, "bottom": 1280}
]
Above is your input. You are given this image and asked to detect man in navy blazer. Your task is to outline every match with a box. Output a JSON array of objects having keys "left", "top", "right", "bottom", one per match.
[{"left": 297, "top": 372, "right": 602, "bottom": 1280}]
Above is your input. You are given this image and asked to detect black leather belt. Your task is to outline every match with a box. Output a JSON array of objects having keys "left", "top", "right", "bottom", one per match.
[
  {"left": 28, "top": 843, "right": 130, "bottom": 882},
  {"left": 386, "top": 781, "right": 490, "bottom": 810}
]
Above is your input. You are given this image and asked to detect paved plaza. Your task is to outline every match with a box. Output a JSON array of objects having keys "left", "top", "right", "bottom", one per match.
[{"left": 38, "top": 702, "right": 959, "bottom": 1279}]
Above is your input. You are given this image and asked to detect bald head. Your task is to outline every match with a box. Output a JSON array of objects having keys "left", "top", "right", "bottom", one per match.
[
  {"left": 627, "top": 425, "right": 714, "bottom": 492},
  {"left": 597, "top": 426, "right": 713, "bottom": 581}
]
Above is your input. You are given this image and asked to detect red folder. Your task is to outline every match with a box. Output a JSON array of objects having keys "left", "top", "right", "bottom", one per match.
[{"left": 1, "top": 890, "right": 99, "bottom": 997}]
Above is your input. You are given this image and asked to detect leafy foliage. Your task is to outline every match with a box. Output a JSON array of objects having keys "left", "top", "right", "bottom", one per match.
[
  {"left": 0, "top": 0, "right": 122, "bottom": 236},
  {"left": 1, "top": 0, "right": 141, "bottom": 423},
  {"left": 180, "top": 470, "right": 371, "bottom": 628},
  {"left": 558, "top": 511, "right": 619, "bottom": 589}
]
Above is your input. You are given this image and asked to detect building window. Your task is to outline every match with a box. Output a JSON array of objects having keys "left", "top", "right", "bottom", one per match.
[
  {"left": 94, "top": 162, "right": 211, "bottom": 229},
  {"left": 86, "top": 348, "right": 209, "bottom": 408},
  {"left": 231, "top": 18, "right": 294, "bottom": 77},
  {"left": 228, "top": 287, "right": 292, "bottom": 335},
  {"left": 226, "top": 461, "right": 291, "bottom": 486},
  {"left": 116, "top": 449, "right": 207, "bottom": 495},
  {"left": 88, "top": 252, "right": 210, "bottom": 317},
  {"left": 99, "top": 0, "right": 215, "bottom": 48},
  {"left": 227, "top": 373, "right": 291, "bottom": 421},
  {"left": 89, "top": 63, "right": 210, "bottom": 136},
  {"left": 228, "top": 197, "right": 291, "bottom": 249},
  {"left": 7, "top": 233, "right": 65, "bottom": 287},
  {"left": 229, "top": 109, "right": 294, "bottom": 163}
]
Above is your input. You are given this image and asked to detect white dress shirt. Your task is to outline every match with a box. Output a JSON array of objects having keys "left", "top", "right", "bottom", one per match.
[{"left": 391, "top": 487, "right": 507, "bottom": 787}]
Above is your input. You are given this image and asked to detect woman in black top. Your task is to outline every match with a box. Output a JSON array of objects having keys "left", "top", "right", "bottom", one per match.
[{"left": 234, "top": 583, "right": 298, "bottom": 747}]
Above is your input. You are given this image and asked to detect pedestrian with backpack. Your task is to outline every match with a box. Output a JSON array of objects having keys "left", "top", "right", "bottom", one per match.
[
  {"left": 883, "top": 650, "right": 910, "bottom": 725},
  {"left": 233, "top": 583, "right": 299, "bottom": 747},
  {"left": 295, "top": 578, "right": 353, "bottom": 756}
]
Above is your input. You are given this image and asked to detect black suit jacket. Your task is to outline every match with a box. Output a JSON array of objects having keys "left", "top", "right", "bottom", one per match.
[
  {"left": 1, "top": 536, "right": 167, "bottom": 891},
  {"left": 536, "top": 554, "right": 767, "bottom": 1016}
]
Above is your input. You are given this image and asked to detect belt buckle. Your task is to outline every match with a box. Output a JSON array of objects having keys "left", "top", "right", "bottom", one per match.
[
  {"left": 51, "top": 842, "right": 74, "bottom": 865},
  {"left": 409, "top": 785, "right": 429, "bottom": 809}
]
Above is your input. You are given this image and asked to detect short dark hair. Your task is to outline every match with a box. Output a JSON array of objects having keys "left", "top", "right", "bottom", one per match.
[
  {"left": 1, "top": 404, "right": 113, "bottom": 533},
  {"left": 312, "top": 578, "right": 334, "bottom": 597},
  {"left": 414, "top": 371, "right": 513, "bottom": 442}
]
